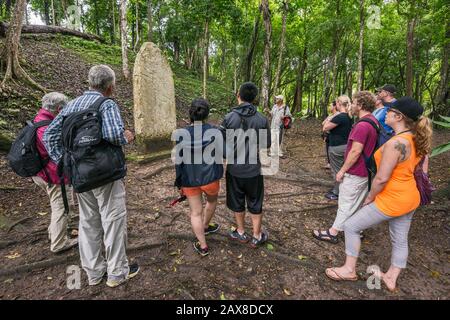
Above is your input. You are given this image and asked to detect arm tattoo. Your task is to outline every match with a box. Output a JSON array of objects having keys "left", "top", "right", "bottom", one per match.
[{"left": 394, "top": 141, "right": 407, "bottom": 161}]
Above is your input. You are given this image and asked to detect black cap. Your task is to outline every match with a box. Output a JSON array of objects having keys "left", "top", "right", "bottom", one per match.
[
  {"left": 391, "top": 97, "right": 424, "bottom": 121},
  {"left": 377, "top": 84, "right": 397, "bottom": 94}
]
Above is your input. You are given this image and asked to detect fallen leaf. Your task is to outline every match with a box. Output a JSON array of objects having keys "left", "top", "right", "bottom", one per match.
[
  {"left": 298, "top": 255, "right": 308, "bottom": 260},
  {"left": 5, "top": 252, "right": 21, "bottom": 259},
  {"left": 169, "top": 251, "right": 178, "bottom": 256},
  {"left": 266, "top": 243, "right": 274, "bottom": 251},
  {"left": 430, "top": 271, "right": 440, "bottom": 278},
  {"left": 47, "top": 277, "right": 53, "bottom": 280},
  {"left": 4, "top": 279, "right": 13, "bottom": 284},
  {"left": 220, "top": 292, "right": 226, "bottom": 300},
  {"left": 283, "top": 288, "right": 292, "bottom": 296},
  {"left": 237, "top": 254, "right": 243, "bottom": 259},
  {"left": 37, "top": 212, "right": 48, "bottom": 216}
]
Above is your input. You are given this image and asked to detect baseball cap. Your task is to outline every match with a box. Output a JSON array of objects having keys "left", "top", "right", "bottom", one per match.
[
  {"left": 390, "top": 97, "right": 424, "bottom": 121},
  {"left": 377, "top": 84, "right": 397, "bottom": 94}
]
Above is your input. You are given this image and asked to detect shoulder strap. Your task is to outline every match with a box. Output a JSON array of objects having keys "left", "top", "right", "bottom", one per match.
[
  {"left": 284, "top": 105, "right": 287, "bottom": 116},
  {"left": 33, "top": 120, "right": 53, "bottom": 128},
  {"left": 89, "top": 96, "right": 111, "bottom": 111},
  {"left": 357, "top": 118, "right": 380, "bottom": 133}
]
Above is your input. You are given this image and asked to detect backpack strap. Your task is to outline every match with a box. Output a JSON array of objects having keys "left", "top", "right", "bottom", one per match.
[
  {"left": 33, "top": 120, "right": 53, "bottom": 128},
  {"left": 232, "top": 110, "right": 248, "bottom": 130},
  {"left": 355, "top": 118, "right": 380, "bottom": 192}
]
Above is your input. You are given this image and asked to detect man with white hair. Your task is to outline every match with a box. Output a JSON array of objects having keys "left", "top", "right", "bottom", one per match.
[
  {"left": 270, "top": 95, "right": 292, "bottom": 158},
  {"left": 32, "top": 92, "right": 79, "bottom": 253},
  {"left": 44, "top": 65, "right": 138, "bottom": 288}
]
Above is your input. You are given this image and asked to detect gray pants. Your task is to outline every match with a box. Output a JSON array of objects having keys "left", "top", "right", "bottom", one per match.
[
  {"left": 344, "top": 203, "right": 414, "bottom": 268},
  {"left": 328, "top": 144, "right": 346, "bottom": 195},
  {"left": 32, "top": 176, "right": 77, "bottom": 252},
  {"left": 332, "top": 173, "right": 368, "bottom": 231},
  {"left": 77, "top": 179, "right": 129, "bottom": 284}
]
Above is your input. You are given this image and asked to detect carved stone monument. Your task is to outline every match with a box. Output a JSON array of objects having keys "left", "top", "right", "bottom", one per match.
[{"left": 133, "top": 42, "right": 176, "bottom": 153}]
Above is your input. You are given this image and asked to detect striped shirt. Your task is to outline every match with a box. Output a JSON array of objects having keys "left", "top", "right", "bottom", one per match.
[{"left": 43, "top": 91, "right": 127, "bottom": 163}]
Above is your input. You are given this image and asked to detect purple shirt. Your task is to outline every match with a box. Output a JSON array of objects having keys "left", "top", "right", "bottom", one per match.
[{"left": 344, "top": 114, "right": 379, "bottom": 177}]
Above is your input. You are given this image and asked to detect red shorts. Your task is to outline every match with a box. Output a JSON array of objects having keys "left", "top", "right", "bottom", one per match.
[{"left": 182, "top": 180, "right": 220, "bottom": 197}]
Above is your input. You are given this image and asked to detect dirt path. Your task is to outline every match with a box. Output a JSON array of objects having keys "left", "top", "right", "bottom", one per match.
[{"left": 0, "top": 120, "right": 448, "bottom": 300}]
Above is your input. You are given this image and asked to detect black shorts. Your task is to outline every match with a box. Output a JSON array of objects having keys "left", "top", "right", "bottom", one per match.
[{"left": 226, "top": 172, "right": 264, "bottom": 214}]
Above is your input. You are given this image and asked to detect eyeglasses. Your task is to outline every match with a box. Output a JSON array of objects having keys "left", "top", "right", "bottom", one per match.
[{"left": 387, "top": 108, "right": 404, "bottom": 117}]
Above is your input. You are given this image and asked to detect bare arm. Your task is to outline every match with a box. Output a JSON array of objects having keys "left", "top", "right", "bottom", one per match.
[
  {"left": 323, "top": 121, "right": 338, "bottom": 132},
  {"left": 336, "top": 141, "right": 364, "bottom": 182}
]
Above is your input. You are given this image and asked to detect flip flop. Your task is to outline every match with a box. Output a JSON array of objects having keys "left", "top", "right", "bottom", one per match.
[{"left": 325, "top": 268, "right": 358, "bottom": 282}]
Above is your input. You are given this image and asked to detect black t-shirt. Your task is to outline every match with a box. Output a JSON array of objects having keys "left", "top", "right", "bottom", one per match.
[{"left": 328, "top": 113, "right": 352, "bottom": 147}]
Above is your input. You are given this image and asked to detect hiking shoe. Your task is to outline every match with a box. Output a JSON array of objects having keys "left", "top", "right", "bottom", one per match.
[
  {"left": 193, "top": 241, "right": 209, "bottom": 257},
  {"left": 229, "top": 227, "right": 251, "bottom": 243},
  {"left": 89, "top": 272, "right": 107, "bottom": 286},
  {"left": 52, "top": 238, "right": 78, "bottom": 254},
  {"left": 325, "top": 192, "right": 339, "bottom": 200},
  {"left": 250, "top": 231, "right": 269, "bottom": 248},
  {"left": 204, "top": 223, "right": 221, "bottom": 235},
  {"left": 106, "top": 263, "right": 140, "bottom": 288}
]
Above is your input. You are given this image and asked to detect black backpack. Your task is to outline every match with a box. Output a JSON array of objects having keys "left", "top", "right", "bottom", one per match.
[
  {"left": 7, "top": 120, "right": 52, "bottom": 177},
  {"left": 356, "top": 117, "right": 389, "bottom": 191},
  {"left": 59, "top": 97, "right": 127, "bottom": 193}
]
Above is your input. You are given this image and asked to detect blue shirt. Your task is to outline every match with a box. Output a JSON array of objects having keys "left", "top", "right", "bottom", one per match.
[
  {"left": 373, "top": 106, "right": 394, "bottom": 135},
  {"left": 43, "top": 91, "right": 127, "bottom": 163}
]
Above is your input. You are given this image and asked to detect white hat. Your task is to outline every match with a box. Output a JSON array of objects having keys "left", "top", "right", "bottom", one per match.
[{"left": 275, "top": 95, "right": 284, "bottom": 100}]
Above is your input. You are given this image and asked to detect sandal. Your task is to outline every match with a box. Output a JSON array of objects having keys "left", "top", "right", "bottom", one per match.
[
  {"left": 312, "top": 229, "right": 339, "bottom": 244},
  {"left": 325, "top": 268, "right": 358, "bottom": 282}
]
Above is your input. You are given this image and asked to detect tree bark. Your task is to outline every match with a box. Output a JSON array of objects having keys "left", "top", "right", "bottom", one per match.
[
  {"left": 357, "top": 0, "right": 365, "bottom": 91},
  {"left": 134, "top": 1, "right": 140, "bottom": 51},
  {"left": 406, "top": 16, "right": 416, "bottom": 96},
  {"left": 112, "top": 0, "right": 116, "bottom": 44},
  {"left": 260, "top": 0, "right": 272, "bottom": 112},
  {"left": 1, "top": 0, "right": 45, "bottom": 91},
  {"left": 244, "top": 12, "right": 260, "bottom": 82},
  {"left": 202, "top": 19, "right": 209, "bottom": 99},
  {"left": 43, "top": 0, "right": 50, "bottom": 25},
  {"left": 147, "top": 0, "right": 152, "bottom": 42},
  {"left": 120, "top": 0, "right": 130, "bottom": 79},
  {"left": 51, "top": 0, "right": 55, "bottom": 26},
  {"left": 273, "top": 1, "right": 288, "bottom": 96},
  {"left": 293, "top": 45, "right": 307, "bottom": 113},
  {"left": 433, "top": 21, "right": 450, "bottom": 117},
  {"left": 0, "top": 22, "right": 104, "bottom": 42}
]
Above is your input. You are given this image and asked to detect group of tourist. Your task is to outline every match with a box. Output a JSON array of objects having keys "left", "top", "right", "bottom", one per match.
[{"left": 19, "top": 63, "right": 433, "bottom": 291}]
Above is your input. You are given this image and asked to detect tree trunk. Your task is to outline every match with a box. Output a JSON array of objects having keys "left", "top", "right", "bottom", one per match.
[
  {"left": 260, "top": 0, "right": 272, "bottom": 112},
  {"left": 273, "top": 0, "right": 288, "bottom": 96},
  {"left": 406, "top": 17, "right": 416, "bottom": 96},
  {"left": 120, "top": 0, "right": 130, "bottom": 79},
  {"left": 147, "top": 0, "right": 152, "bottom": 42},
  {"left": 245, "top": 12, "right": 260, "bottom": 82},
  {"left": 1, "top": 0, "right": 45, "bottom": 91},
  {"left": 51, "top": 0, "right": 56, "bottom": 26},
  {"left": 112, "top": 0, "right": 116, "bottom": 44},
  {"left": 293, "top": 44, "right": 307, "bottom": 113},
  {"left": 134, "top": 1, "right": 140, "bottom": 51},
  {"left": 433, "top": 21, "right": 450, "bottom": 117},
  {"left": 357, "top": 0, "right": 365, "bottom": 91},
  {"left": 202, "top": 19, "right": 209, "bottom": 99},
  {"left": 43, "top": 0, "right": 50, "bottom": 25},
  {"left": 0, "top": 22, "right": 104, "bottom": 42}
]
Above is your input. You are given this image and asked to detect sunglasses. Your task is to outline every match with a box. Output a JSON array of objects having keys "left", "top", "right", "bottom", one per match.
[{"left": 387, "top": 108, "right": 404, "bottom": 117}]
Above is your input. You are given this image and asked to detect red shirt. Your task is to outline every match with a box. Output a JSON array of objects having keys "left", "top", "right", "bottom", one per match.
[{"left": 344, "top": 114, "right": 379, "bottom": 177}]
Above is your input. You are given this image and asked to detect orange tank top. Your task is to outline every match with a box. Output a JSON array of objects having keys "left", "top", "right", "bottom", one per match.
[{"left": 374, "top": 134, "right": 422, "bottom": 217}]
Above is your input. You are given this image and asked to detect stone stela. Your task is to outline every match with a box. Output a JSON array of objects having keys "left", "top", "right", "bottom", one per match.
[{"left": 133, "top": 42, "right": 177, "bottom": 153}]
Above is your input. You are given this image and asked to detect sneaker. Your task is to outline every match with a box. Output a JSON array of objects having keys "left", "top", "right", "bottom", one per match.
[
  {"left": 325, "top": 192, "right": 339, "bottom": 200},
  {"left": 52, "top": 238, "right": 78, "bottom": 254},
  {"left": 228, "top": 227, "right": 251, "bottom": 243},
  {"left": 193, "top": 241, "right": 209, "bottom": 257},
  {"left": 89, "top": 272, "right": 107, "bottom": 286},
  {"left": 204, "top": 223, "right": 220, "bottom": 235},
  {"left": 106, "top": 263, "right": 140, "bottom": 288},
  {"left": 250, "top": 231, "right": 269, "bottom": 248}
]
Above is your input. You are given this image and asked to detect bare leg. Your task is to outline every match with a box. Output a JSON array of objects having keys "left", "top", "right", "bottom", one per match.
[
  {"left": 187, "top": 195, "right": 207, "bottom": 249},
  {"left": 250, "top": 213, "right": 263, "bottom": 239},
  {"left": 203, "top": 194, "right": 218, "bottom": 228},
  {"left": 235, "top": 211, "right": 246, "bottom": 234},
  {"left": 381, "top": 266, "right": 402, "bottom": 291}
]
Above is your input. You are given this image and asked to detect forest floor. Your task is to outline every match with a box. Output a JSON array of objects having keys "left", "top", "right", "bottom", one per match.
[{"left": 0, "top": 119, "right": 448, "bottom": 300}]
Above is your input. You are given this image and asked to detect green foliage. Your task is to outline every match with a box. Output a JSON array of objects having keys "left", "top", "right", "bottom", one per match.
[{"left": 431, "top": 115, "right": 450, "bottom": 157}]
